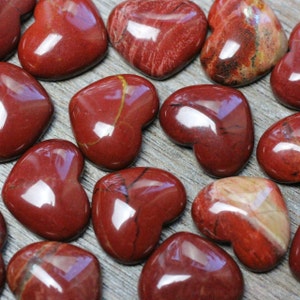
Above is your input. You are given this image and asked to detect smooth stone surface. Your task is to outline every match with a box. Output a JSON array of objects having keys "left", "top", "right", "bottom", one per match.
[
  {"left": 271, "top": 23, "right": 300, "bottom": 109},
  {"left": 200, "top": 0, "right": 288, "bottom": 86},
  {"left": 0, "top": 0, "right": 36, "bottom": 60},
  {"left": 7, "top": 241, "right": 101, "bottom": 299},
  {"left": 69, "top": 74, "right": 159, "bottom": 170},
  {"left": 138, "top": 231, "right": 244, "bottom": 300},
  {"left": 2, "top": 139, "right": 90, "bottom": 241},
  {"left": 289, "top": 226, "right": 300, "bottom": 282},
  {"left": 257, "top": 113, "right": 300, "bottom": 183},
  {"left": 0, "top": 62, "right": 53, "bottom": 162},
  {"left": 107, "top": 0, "right": 207, "bottom": 79},
  {"left": 159, "top": 84, "right": 254, "bottom": 177},
  {"left": 92, "top": 167, "right": 186, "bottom": 264},
  {"left": 0, "top": 212, "right": 7, "bottom": 292},
  {"left": 18, "top": 0, "right": 108, "bottom": 80},
  {"left": 192, "top": 176, "right": 290, "bottom": 272}
]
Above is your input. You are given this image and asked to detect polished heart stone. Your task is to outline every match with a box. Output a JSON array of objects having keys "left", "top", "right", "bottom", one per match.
[
  {"left": 257, "top": 113, "right": 300, "bottom": 183},
  {"left": 0, "top": 62, "right": 53, "bottom": 162},
  {"left": 92, "top": 167, "right": 186, "bottom": 264},
  {"left": 2, "top": 139, "right": 90, "bottom": 241},
  {"left": 69, "top": 74, "right": 159, "bottom": 170},
  {"left": 159, "top": 84, "right": 254, "bottom": 177},
  {"left": 0, "top": 212, "right": 7, "bottom": 292},
  {"left": 271, "top": 23, "right": 300, "bottom": 109},
  {"left": 200, "top": 0, "right": 288, "bottom": 86},
  {"left": 0, "top": 0, "right": 36, "bottom": 60},
  {"left": 289, "top": 226, "right": 300, "bottom": 282},
  {"left": 138, "top": 232, "right": 244, "bottom": 300},
  {"left": 107, "top": 0, "right": 207, "bottom": 79},
  {"left": 192, "top": 176, "right": 290, "bottom": 272},
  {"left": 7, "top": 241, "right": 101, "bottom": 299},
  {"left": 18, "top": 0, "right": 108, "bottom": 80}
]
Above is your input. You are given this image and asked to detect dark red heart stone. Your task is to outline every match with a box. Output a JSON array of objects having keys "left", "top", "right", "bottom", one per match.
[
  {"left": 289, "top": 226, "right": 300, "bottom": 282},
  {"left": 2, "top": 139, "right": 90, "bottom": 241},
  {"left": 0, "top": 62, "right": 53, "bottom": 162},
  {"left": 107, "top": 0, "right": 207, "bottom": 79},
  {"left": 92, "top": 167, "right": 186, "bottom": 264},
  {"left": 138, "top": 232, "right": 244, "bottom": 300},
  {"left": 159, "top": 84, "right": 254, "bottom": 177},
  {"left": 0, "top": 212, "right": 7, "bottom": 292}
]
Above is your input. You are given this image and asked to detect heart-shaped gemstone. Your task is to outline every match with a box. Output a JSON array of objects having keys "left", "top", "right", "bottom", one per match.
[
  {"left": 107, "top": 0, "right": 207, "bottom": 79},
  {"left": 138, "top": 232, "right": 244, "bottom": 300},
  {"left": 92, "top": 167, "right": 186, "bottom": 264},
  {"left": 0, "top": 62, "right": 53, "bottom": 162},
  {"left": 2, "top": 139, "right": 90, "bottom": 241},
  {"left": 0, "top": 0, "right": 36, "bottom": 60},
  {"left": 192, "top": 176, "right": 290, "bottom": 272},
  {"left": 159, "top": 84, "right": 254, "bottom": 177},
  {"left": 289, "top": 226, "right": 300, "bottom": 282},
  {"left": 18, "top": 0, "right": 108, "bottom": 80},
  {"left": 69, "top": 74, "right": 159, "bottom": 170},
  {"left": 7, "top": 241, "right": 101, "bottom": 299},
  {"left": 0, "top": 212, "right": 6, "bottom": 292},
  {"left": 257, "top": 113, "right": 300, "bottom": 183},
  {"left": 271, "top": 23, "right": 300, "bottom": 109},
  {"left": 200, "top": 0, "right": 288, "bottom": 86}
]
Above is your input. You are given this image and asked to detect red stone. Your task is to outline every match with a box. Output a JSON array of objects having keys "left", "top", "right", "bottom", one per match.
[
  {"left": 18, "top": 0, "right": 108, "bottom": 80},
  {"left": 200, "top": 0, "right": 288, "bottom": 86},
  {"left": 192, "top": 176, "right": 290, "bottom": 272},
  {"left": 107, "top": 0, "right": 207, "bottom": 79},
  {"left": 289, "top": 226, "right": 300, "bottom": 282},
  {"left": 7, "top": 241, "right": 101, "bottom": 299},
  {"left": 159, "top": 84, "right": 254, "bottom": 177},
  {"left": 2, "top": 139, "right": 90, "bottom": 241},
  {"left": 138, "top": 232, "right": 244, "bottom": 300},
  {"left": 0, "top": 212, "right": 7, "bottom": 292},
  {"left": 0, "top": 0, "right": 36, "bottom": 60},
  {"left": 69, "top": 74, "right": 159, "bottom": 170},
  {"left": 257, "top": 113, "right": 300, "bottom": 183},
  {"left": 0, "top": 62, "right": 53, "bottom": 162},
  {"left": 271, "top": 23, "right": 300, "bottom": 109},
  {"left": 92, "top": 167, "right": 186, "bottom": 264}
]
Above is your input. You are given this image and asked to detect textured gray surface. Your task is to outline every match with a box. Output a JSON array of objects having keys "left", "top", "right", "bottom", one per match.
[{"left": 1, "top": 0, "right": 300, "bottom": 299}]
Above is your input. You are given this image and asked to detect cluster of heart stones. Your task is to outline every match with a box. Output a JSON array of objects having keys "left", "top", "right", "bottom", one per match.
[{"left": 0, "top": 0, "right": 300, "bottom": 299}]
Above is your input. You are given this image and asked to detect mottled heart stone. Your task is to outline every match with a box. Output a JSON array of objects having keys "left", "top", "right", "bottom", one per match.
[
  {"left": 2, "top": 139, "right": 90, "bottom": 241},
  {"left": 0, "top": 0, "right": 36, "bottom": 60},
  {"left": 107, "top": 0, "right": 207, "bottom": 79},
  {"left": 7, "top": 241, "right": 101, "bottom": 299},
  {"left": 0, "top": 62, "right": 53, "bottom": 162},
  {"left": 138, "top": 232, "right": 244, "bottom": 300},
  {"left": 159, "top": 84, "right": 254, "bottom": 177},
  {"left": 257, "top": 113, "right": 300, "bottom": 183},
  {"left": 271, "top": 23, "right": 300, "bottom": 109},
  {"left": 289, "top": 226, "right": 300, "bottom": 282},
  {"left": 18, "top": 0, "right": 108, "bottom": 80},
  {"left": 0, "top": 212, "right": 7, "bottom": 292},
  {"left": 69, "top": 74, "right": 159, "bottom": 170},
  {"left": 92, "top": 167, "right": 186, "bottom": 264},
  {"left": 200, "top": 0, "right": 288, "bottom": 86},
  {"left": 192, "top": 176, "right": 290, "bottom": 272}
]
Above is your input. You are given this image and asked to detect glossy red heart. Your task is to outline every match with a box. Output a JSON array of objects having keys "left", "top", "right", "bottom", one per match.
[
  {"left": 0, "top": 62, "right": 53, "bottom": 162},
  {"left": 2, "top": 139, "right": 90, "bottom": 241},
  {"left": 289, "top": 226, "right": 300, "bottom": 282},
  {"left": 18, "top": 0, "right": 108, "bottom": 80},
  {"left": 0, "top": 212, "right": 6, "bottom": 292},
  {"left": 69, "top": 74, "right": 159, "bottom": 170},
  {"left": 92, "top": 167, "right": 186, "bottom": 264},
  {"left": 107, "top": 0, "right": 207, "bottom": 79},
  {"left": 0, "top": 0, "right": 36, "bottom": 60},
  {"left": 159, "top": 84, "right": 254, "bottom": 177},
  {"left": 192, "top": 176, "right": 290, "bottom": 272}
]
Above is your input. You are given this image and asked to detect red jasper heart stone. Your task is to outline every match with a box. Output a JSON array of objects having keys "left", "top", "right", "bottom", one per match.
[
  {"left": 0, "top": 62, "right": 53, "bottom": 162},
  {"left": 159, "top": 84, "right": 254, "bottom": 177},
  {"left": 2, "top": 139, "right": 90, "bottom": 241},
  {"left": 138, "top": 232, "right": 244, "bottom": 300},
  {"left": 92, "top": 167, "right": 186, "bottom": 264},
  {"left": 107, "top": 0, "right": 207, "bottom": 79},
  {"left": 192, "top": 176, "right": 290, "bottom": 272},
  {"left": 7, "top": 241, "right": 101, "bottom": 299},
  {"left": 18, "top": 0, "right": 108, "bottom": 80},
  {"left": 289, "top": 226, "right": 300, "bottom": 282},
  {"left": 0, "top": 212, "right": 6, "bottom": 292},
  {"left": 69, "top": 74, "right": 159, "bottom": 170}
]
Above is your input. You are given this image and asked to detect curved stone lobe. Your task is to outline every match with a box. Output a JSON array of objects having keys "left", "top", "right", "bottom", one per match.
[{"left": 289, "top": 226, "right": 300, "bottom": 282}]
